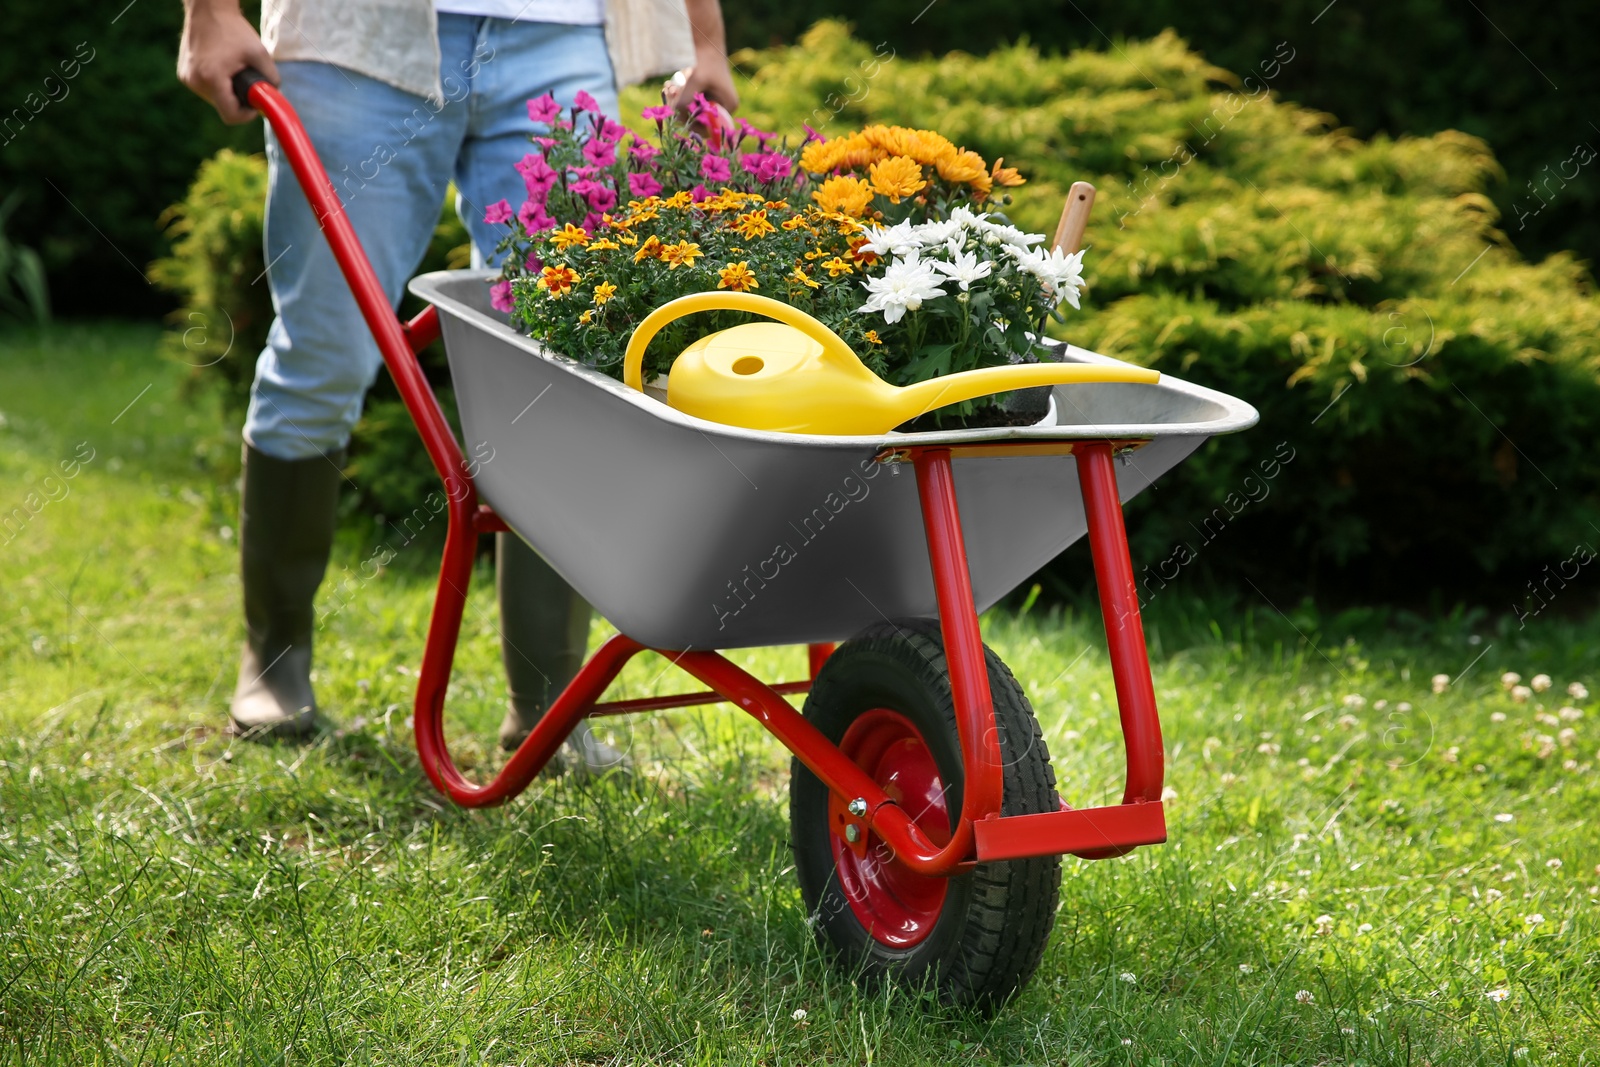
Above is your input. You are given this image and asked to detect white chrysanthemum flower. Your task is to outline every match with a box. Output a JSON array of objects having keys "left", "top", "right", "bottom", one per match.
[
  {"left": 931, "top": 246, "right": 994, "bottom": 291},
  {"left": 1012, "top": 245, "right": 1087, "bottom": 308},
  {"left": 857, "top": 219, "right": 922, "bottom": 258},
  {"left": 857, "top": 254, "right": 948, "bottom": 324},
  {"left": 973, "top": 218, "right": 1043, "bottom": 248},
  {"left": 947, "top": 205, "right": 989, "bottom": 228},
  {"left": 913, "top": 218, "right": 965, "bottom": 246}
]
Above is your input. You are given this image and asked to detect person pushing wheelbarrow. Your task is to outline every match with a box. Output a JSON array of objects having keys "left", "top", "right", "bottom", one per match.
[{"left": 176, "top": 0, "right": 739, "bottom": 771}]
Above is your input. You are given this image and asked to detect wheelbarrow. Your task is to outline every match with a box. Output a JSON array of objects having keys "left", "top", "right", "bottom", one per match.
[{"left": 236, "top": 70, "right": 1258, "bottom": 1009}]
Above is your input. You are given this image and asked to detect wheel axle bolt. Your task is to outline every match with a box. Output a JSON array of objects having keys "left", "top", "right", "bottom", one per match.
[
  {"left": 844, "top": 824, "right": 860, "bottom": 843},
  {"left": 847, "top": 798, "right": 868, "bottom": 818}
]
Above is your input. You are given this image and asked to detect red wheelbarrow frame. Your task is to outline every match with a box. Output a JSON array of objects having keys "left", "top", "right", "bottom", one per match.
[{"left": 242, "top": 75, "right": 1166, "bottom": 875}]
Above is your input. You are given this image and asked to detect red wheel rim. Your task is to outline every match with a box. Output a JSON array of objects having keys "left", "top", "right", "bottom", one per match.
[{"left": 832, "top": 709, "right": 952, "bottom": 948}]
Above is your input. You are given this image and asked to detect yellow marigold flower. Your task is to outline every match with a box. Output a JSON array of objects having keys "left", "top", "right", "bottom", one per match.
[
  {"left": 826, "top": 212, "right": 866, "bottom": 235},
  {"left": 717, "top": 261, "right": 759, "bottom": 292},
  {"left": 781, "top": 216, "right": 813, "bottom": 231},
  {"left": 764, "top": 199, "right": 790, "bottom": 211},
  {"left": 664, "top": 191, "right": 694, "bottom": 208},
  {"left": 549, "top": 223, "right": 590, "bottom": 250},
  {"left": 868, "top": 156, "right": 928, "bottom": 203},
  {"left": 602, "top": 212, "right": 633, "bottom": 231},
  {"left": 578, "top": 309, "right": 593, "bottom": 324},
  {"left": 936, "top": 148, "right": 988, "bottom": 185},
  {"left": 811, "top": 175, "right": 875, "bottom": 217},
  {"left": 587, "top": 237, "right": 620, "bottom": 251},
  {"left": 659, "top": 240, "right": 703, "bottom": 269},
  {"left": 990, "top": 156, "right": 1025, "bottom": 187},
  {"left": 535, "top": 264, "right": 580, "bottom": 297},
  {"left": 618, "top": 234, "right": 638, "bottom": 246},
  {"left": 864, "top": 330, "right": 883, "bottom": 345},
  {"left": 800, "top": 139, "right": 841, "bottom": 173},
  {"left": 630, "top": 196, "right": 663, "bottom": 210},
  {"left": 593, "top": 282, "right": 617, "bottom": 306},
  {"left": 820, "top": 256, "right": 854, "bottom": 277},
  {"left": 787, "top": 265, "right": 820, "bottom": 290},
  {"left": 633, "top": 235, "right": 663, "bottom": 262},
  {"left": 730, "top": 210, "right": 777, "bottom": 239}
]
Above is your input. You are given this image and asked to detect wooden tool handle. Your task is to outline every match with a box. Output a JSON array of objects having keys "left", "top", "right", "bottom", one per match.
[{"left": 1052, "top": 181, "right": 1096, "bottom": 254}]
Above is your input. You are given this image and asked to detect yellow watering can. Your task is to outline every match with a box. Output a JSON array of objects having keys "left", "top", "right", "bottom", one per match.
[{"left": 621, "top": 291, "right": 1159, "bottom": 436}]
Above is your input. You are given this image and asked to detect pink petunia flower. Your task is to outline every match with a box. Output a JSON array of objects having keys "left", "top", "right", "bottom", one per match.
[
  {"left": 573, "top": 89, "right": 601, "bottom": 113},
  {"left": 585, "top": 184, "right": 617, "bottom": 214},
  {"left": 583, "top": 138, "right": 617, "bottom": 167},
  {"left": 515, "top": 153, "right": 558, "bottom": 195},
  {"left": 531, "top": 135, "right": 559, "bottom": 150},
  {"left": 700, "top": 153, "right": 732, "bottom": 182},
  {"left": 688, "top": 92, "right": 716, "bottom": 123},
  {"left": 596, "top": 118, "right": 626, "bottom": 143},
  {"left": 490, "top": 280, "right": 514, "bottom": 313},
  {"left": 802, "top": 123, "right": 824, "bottom": 143},
  {"left": 483, "top": 199, "right": 513, "bottom": 225},
  {"left": 627, "top": 171, "right": 663, "bottom": 198},
  {"left": 641, "top": 104, "right": 672, "bottom": 121},
  {"left": 518, "top": 199, "right": 555, "bottom": 233},
  {"left": 629, "top": 138, "right": 661, "bottom": 163},
  {"left": 740, "top": 152, "right": 793, "bottom": 183},
  {"left": 526, "top": 94, "right": 562, "bottom": 124},
  {"left": 582, "top": 212, "right": 604, "bottom": 233},
  {"left": 690, "top": 183, "right": 711, "bottom": 203},
  {"left": 523, "top": 251, "right": 543, "bottom": 273}
]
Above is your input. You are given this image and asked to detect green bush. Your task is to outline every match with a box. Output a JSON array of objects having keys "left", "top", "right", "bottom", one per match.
[
  {"left": 149, "top": 150, "right": 472, "bottom": 527},
  {"left": 716, "top": 24, "right": 1600, "bottom": 594}
]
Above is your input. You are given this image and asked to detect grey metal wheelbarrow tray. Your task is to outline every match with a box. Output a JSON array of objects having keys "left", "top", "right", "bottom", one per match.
[{"left": 409, "top": 269, "right": 1259, "bottom": 651}]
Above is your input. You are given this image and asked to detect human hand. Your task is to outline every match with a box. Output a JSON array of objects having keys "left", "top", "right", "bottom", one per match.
[
  {"left": 177, "top": 0, "right": 280, "bottom": 124},
  {"left": 673, "top": 55, "right": 740, "bottom": 116}
]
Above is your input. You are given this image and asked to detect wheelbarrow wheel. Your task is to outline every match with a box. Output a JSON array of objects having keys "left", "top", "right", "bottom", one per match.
[{"left": 790, "top": 618, "right": 1062, "bottom": 1011}]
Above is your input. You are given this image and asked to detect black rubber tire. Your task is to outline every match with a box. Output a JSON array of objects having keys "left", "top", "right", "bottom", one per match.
[{"left": 790, "top": 618, "right": 1063, "bottom": 1011}]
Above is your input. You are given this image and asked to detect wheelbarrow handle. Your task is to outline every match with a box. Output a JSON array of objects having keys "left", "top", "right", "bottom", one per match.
[{"left": 232, "top": 66, "right": 273, "bottom": 111}]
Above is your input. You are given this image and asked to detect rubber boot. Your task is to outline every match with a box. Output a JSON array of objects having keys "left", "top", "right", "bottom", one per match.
[
  {"left": 496, "top": 532, "right": 630, "bottom": 776},
  {"left": 229, "top": 444, "right": 344, "bottom": 739}
]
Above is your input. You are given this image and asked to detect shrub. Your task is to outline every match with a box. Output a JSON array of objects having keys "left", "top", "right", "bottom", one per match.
[
  {"left": 149, "top": 151, "right": 471, "bottom": 528},
  {"left": 702, "top": 23, "right": 1600, "bottom": 595}
]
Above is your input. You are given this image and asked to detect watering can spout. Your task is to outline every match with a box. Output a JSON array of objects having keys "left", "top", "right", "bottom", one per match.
[{"left": 623, "top": 291, "right": 1158, "bottom": 435}]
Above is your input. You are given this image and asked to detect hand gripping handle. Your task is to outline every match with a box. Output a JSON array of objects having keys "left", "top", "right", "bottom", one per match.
[
  {"left": 621, "top": 291, "right": 856, "bottom": 391},
  {"left": 231, "top": 67, "right": 272, "bottom": 111}
]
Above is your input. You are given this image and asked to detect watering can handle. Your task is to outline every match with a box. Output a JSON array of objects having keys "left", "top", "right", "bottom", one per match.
[{"left": 622, "top": 291, "right": 856, "bottom": 391}]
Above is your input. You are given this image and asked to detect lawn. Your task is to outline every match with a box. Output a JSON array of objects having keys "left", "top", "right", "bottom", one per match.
[{"left": 2, "top": 324, "right": 1597, "bottom": 1064}]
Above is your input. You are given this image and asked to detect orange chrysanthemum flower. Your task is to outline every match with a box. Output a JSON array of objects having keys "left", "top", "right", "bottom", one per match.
[
  {"left": 810, "top": 175, "right": 874, "bottom": 217},
  {"left": 868, "top": 156, "right": 927, "bottom": 203},
  {"left": 633, "top": 235, "right": 663, "bottom": 262},
  {"left": 990, "top": 157, "right": 1025, "bottom": 187},
  {"left": 936, "top": 148, "right": 988, "bottom": 185}
]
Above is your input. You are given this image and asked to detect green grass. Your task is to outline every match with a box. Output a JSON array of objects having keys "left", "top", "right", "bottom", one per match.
[{"left": 2, "top": 323, "right": 1597, "bottom": 1064}]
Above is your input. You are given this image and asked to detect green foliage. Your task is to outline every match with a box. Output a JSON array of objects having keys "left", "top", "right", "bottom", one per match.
[
  {"left": 3, "top": 329, "right": 1599, "bottom": 1060},
  {"left": 723, "top": 23, "right": 1600, "bottom": 593},
  {"left": 0, "top": 191, "right": 50, "bottom": 323},
  {"left": 148, "top": 150, "right": 472, "bottom": 527},
  {"left": 719, "top": 0, "right": 1600, "bottom": 273}
]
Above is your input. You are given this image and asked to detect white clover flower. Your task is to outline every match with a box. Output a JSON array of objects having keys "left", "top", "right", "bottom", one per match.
[
  {"left": 1486, "top": 888, "right": 1504, "bottom": 901},
  {"left": 1567, "top": 681, "right": 1588, "bottom": 700},
  {"left": 1490, "top": 711, "right": 1507, "bottom": 723},
  {"left": 1119, "top": 971, "right": 1137, "bottom": 984},
  {"left": 1343, "top": 694, "right": 1367, "bottom": 708},
  {"left": 791, "top": 1008, "right": 808, "bottom": 1021},
  {"left": 1486, "top": 988, "right": 1511, "bottom": 1003},
  {"left": 930, "top": 246, "right": 994, "bottom": 291},
  {"left": 1511, "top": 685, "right": 1532, "bottom": 704},
  {"left": 1524, "top": 913, "right": 1545, "bottom": 925},
  {"left": 1239, "top": 963, "right": 1255, "bottom": 974},
  {"left": 857, "top": 219, "right": 922, "bottom": 258},
  {"left": 1432, "top": 673, "right": 1451, "bottom": 694},
  {"left": 1295, "top": 990, "right": 1315, "bottom": 1005},
  {"left": 1357, "top": 922, "right": 1374, "bottom": 934},
  {"left": 1494, "top": 812, "right": 1514, "bottom": 822},
  {"left": 1559, "top": 706, "right": 1583, "bottom": 721},
  {"left": 857, "top": 254, "right": 948, "bottom": 324},
  {"left": 1314, "top": 915, "right": 1335, "bottom": 936},
  {"left": 1501, "top": 672, "right": 1522, "bottom": 690},
  {"left": 1547, "top": 858, "right": 1562, "bottom": 869},
  {"left": 1531, "top": 674, "right": 1552, "bottom": 692}
]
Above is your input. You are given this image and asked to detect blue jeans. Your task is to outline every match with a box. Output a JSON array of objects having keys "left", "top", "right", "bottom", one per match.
[{"left": 245, "top": 15, "right": 618, "bottom": 459}]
